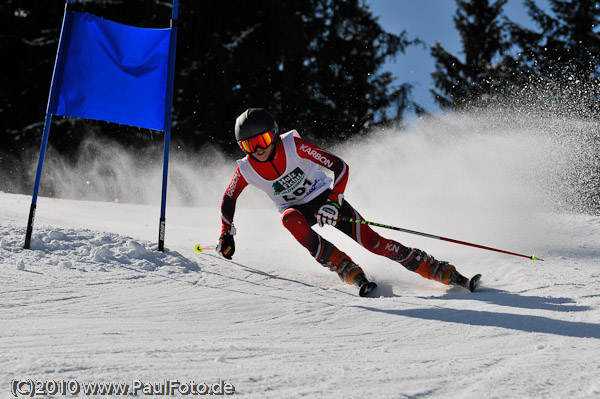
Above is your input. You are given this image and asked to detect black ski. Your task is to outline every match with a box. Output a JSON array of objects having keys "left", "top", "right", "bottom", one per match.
[
  {"left": 359, "top": 281, "right": 378, "bottom": 297},
  {"left": 468, "top": 274, "right": 482, "bottom": 292}
]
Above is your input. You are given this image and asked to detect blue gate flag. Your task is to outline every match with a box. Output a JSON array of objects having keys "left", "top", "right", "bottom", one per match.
[
  {"left": 49, "top": 12, "right": 171, "bottom": 131},
  {"left": 25, "top": 2, "right": 179, "bottom": 251}
]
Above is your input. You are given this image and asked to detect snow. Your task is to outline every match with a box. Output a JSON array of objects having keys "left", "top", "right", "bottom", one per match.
[{"left": 2, "top": 110, "right": 600, "bottom": 398}]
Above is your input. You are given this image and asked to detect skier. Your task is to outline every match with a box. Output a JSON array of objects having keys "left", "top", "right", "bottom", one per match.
[{"left": 217, "top": 108, "right": 478, "bottom": 296}]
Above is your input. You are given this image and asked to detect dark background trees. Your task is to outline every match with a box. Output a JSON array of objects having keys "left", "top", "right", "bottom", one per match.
[
  {"left": 431, "top": 0, "right": 600, "bottom": 113},
  {"left": 431, "top": 0, "right": 512, "bottom": 108},
  {"left": 0, "top": 0, "right": 418, "bottom": 165},
  {"left": 2, "top": 0, "right": 599, "bottom": 209},
  {"left": 508, "top": 0, "right": 600, "bottom": 116}
]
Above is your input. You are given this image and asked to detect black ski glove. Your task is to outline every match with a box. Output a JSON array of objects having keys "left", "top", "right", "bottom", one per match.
[{"left": 217, "top": 225, "right": 236, "bottom": 259}]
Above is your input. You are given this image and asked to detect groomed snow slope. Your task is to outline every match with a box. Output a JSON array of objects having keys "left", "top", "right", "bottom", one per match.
[{"left": 2, "top": 111, "right": 599, "bottom": 398}]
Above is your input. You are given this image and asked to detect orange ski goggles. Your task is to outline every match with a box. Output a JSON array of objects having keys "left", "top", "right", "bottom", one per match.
[{"left": 238, "top": 131, "right": 274, "bottom": 153}]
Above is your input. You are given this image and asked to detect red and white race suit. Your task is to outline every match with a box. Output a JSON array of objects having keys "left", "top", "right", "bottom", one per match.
[
  {"left": 220, "top": 130, "right": 412, "bottom": 263},
  {"left": 219, "top": 130, "right": 462, "bottom": 287}
]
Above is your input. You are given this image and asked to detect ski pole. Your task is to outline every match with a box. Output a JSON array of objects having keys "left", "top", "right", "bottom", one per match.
[
  {"left": 340, "top": 216, "right": 543, "bottom": 262},
  {"left": 194, "top": 244, "right": 216, "bottom": 253}
]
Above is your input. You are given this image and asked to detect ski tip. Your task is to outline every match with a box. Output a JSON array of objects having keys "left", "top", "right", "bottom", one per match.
[
  {"left": 468, "top": 274, "right": 482, "bottom": 292},
  {"left": 359, "top": 281, "right": 378, "bottom": 297}
]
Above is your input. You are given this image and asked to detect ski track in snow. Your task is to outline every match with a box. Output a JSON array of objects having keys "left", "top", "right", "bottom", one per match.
[{"left": 1, "top": 191, "right": 600, "bottom": 399}]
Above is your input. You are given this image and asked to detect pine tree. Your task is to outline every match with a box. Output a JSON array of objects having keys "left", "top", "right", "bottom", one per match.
[
  {"left": 174, "top": 0, "right": 418, "bottom": 149},
  {"left": 508, "top": 0, "right": 600, "bottom": 117},
  {"left": 430, "top": 0, "right": 510, "bottom": 109},
  {"left": 1, "top": 0, "right": 417, "bottom": 162},
  {"left": 507, "top": 0, "right": 600, "bottom": 214}
]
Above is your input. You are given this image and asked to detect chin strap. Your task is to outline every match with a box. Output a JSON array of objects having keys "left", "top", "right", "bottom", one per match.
[{"left": 266, "top": 136, "right": 280, "bottom": 162}]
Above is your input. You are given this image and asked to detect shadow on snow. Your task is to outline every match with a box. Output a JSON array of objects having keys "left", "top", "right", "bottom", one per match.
[{"left": 357, "top": 304, "right": 600, "bottom": 339}]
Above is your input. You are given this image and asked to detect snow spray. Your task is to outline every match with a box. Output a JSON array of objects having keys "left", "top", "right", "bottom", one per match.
[{"left": 334, "top": 103, "right": 598, "bottom": 255}]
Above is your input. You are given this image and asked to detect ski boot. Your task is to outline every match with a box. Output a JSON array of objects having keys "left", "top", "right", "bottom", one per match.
[
  {"left": 399, "top": 248, "right": 456, "bottom": 284},
  {"left": 400, "top": 248, "right": 481, "bottom": 292},
  {"left": 319, "top": 247, "right": 377, "bottom": 297}
]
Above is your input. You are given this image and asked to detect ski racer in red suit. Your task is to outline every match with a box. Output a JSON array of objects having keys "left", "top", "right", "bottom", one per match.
[{"left": 218, "top": 108, "right": 474, "bottom": 297}]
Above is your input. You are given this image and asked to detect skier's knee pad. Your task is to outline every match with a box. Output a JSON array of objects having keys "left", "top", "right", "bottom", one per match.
[{"left": 281, "top": 208, "right": 310, "bottom": 240}]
